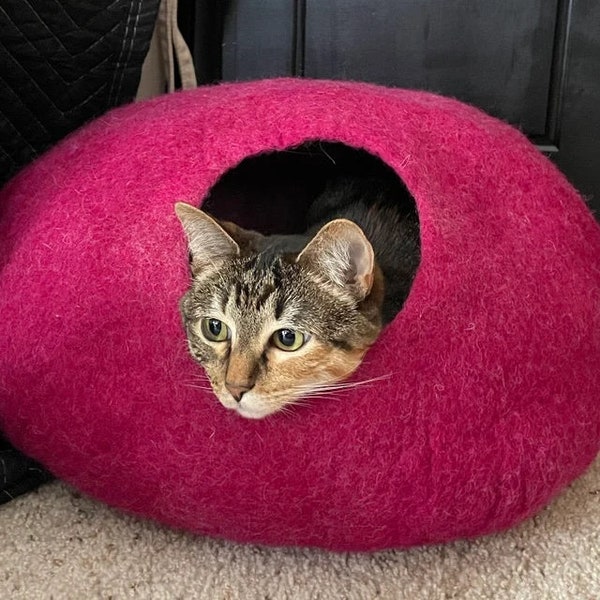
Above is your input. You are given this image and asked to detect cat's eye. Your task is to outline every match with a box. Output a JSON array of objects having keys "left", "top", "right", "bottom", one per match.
[
  {"left": 271, "top": 329, "right": 306, "bottom": 352},
  {"left": 200, "top": 318, "right": 230, "bottom": 342}
]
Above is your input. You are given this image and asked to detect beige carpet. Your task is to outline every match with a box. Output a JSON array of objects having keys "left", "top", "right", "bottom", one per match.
[{"left": 1, "top": 456, "right": 599, "bottom": 600}]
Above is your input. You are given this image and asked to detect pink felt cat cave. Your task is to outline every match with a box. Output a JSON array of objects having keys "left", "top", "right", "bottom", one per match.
[{"left": 1, "top": 79, "right": 599, "bottom": 551}]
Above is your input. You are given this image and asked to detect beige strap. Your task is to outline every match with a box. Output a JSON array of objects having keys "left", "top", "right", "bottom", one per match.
[{"left": 157, "top": 0, "right": 197, "bottom": 92}]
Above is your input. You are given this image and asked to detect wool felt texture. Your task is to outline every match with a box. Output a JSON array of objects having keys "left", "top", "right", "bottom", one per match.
[{"left": 0, "top": 79, "right": 599, "bottom": 552}]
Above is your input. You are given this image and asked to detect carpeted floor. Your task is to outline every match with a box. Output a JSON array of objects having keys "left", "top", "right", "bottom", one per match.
[{"left": 1, "top": 456, "right": 598, "bottom": 599}]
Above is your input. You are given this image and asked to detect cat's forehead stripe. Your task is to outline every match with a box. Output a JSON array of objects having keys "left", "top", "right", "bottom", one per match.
[
  {"left": 217, "top": 286, "right": 230, "bottom": 314},
  {"left": 230, "top": 255, "right": 286, "bottom": 312}
]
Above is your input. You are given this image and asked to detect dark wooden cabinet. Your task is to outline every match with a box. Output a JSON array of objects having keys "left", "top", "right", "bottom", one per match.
[
  {"left": 186, "top": 0, "right": 600, "bottom": 213},
  {"left": 303, "top": 1, "right": 559, "bottom": 139}
]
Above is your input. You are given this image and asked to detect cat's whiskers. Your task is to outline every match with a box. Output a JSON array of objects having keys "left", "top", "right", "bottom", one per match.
[
  {"left": 182, "top": 382, "right": 214, "bottom": 391},
  {"left": 290, "top": 372, "right": 394, "bottom": 397},
  {"left": 277, "top": 404, "right": 299, "bottom": 417},
  {"left": 276, "top": 372, "right": 395, "bottom": 407},
  {"left": 180, "top": 373, "right": 214, "bottom": 392},
  {"left": 181, "top": 372, "right": 212, "bottom": 383},
  {"left": 317, "top": 141, "right": 337, "bottom": 165}
]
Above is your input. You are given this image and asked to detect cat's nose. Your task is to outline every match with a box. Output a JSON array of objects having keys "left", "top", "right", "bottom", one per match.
[{"left": 225, "top": 381, "right": 254, "bottom": 402}]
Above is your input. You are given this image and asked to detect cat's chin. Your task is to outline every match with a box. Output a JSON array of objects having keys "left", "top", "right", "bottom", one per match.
[
  {"left": 234, "top": 404, "right": 273, "bottom": 420},
  {"left": 215, "top": 393, "right": 281, "bottom": 419}
]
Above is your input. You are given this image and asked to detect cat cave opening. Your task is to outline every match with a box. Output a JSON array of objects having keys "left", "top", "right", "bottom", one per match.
[{"left": 201, "top": 141, "right": 422, "bottom": 324}]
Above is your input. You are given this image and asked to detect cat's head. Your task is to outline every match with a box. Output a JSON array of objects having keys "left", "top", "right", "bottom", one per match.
[{"left": 175, "top": 203, "right": 383, "bottom": 419}]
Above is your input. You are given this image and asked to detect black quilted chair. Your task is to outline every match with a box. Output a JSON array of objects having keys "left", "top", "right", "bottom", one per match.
[{"left": 0, "top": 0, "right": 161, "bottom": 503}]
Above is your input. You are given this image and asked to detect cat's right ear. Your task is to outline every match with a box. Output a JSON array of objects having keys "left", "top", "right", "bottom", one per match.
[
  {"left": 297, "top": 219, "right": 375, "bottom": 301},
  {"left": 174, "top": 203, "right": 240, "bottom": 275}
]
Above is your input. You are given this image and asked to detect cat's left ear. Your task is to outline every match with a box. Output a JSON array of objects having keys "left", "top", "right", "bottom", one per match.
[{"left": 297, "top": 219, "right": 375, "bottom": 300}]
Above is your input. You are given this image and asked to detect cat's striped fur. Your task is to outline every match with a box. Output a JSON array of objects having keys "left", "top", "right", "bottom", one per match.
[{"left": 176, "top": 177, "right": 419, "bottom": 418}]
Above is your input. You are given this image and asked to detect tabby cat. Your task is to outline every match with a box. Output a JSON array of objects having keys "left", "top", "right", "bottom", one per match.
[{"left": 175, "top": 176, "right": 420, "bottom": 419}]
